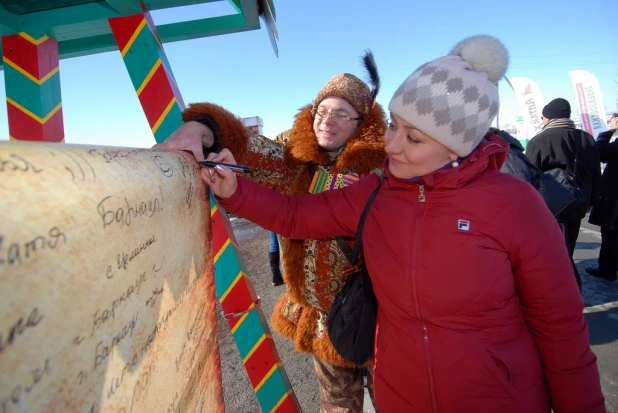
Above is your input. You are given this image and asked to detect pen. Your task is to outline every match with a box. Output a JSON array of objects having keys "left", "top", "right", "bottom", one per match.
[{"left": 198, "top": 161, "right": 251, "bottom": 173}]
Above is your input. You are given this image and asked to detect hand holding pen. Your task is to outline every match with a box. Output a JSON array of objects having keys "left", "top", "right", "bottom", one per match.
[
  {"left": 200, "top": 148, "right": 242, "bottom": 199},
  {"left": 198, "top": 161, "right": 250, "bottom": 173}
]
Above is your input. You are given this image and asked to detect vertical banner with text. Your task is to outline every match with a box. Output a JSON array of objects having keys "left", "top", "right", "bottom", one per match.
[
  {"left": 510, "top": 77, "right": 545, "bottom": 140},
  {"left": 568, "top": 70, "right": 608, "bottom": 138}
]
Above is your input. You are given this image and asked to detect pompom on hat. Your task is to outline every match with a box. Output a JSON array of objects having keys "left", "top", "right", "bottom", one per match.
[{"left": 388, "top": 35, "right": 509, "bottom": 157}]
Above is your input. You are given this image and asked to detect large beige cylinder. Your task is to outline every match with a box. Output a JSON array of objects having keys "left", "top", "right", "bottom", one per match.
[{"left": 0, "top": 142, "right": 223, "bottom": 412}]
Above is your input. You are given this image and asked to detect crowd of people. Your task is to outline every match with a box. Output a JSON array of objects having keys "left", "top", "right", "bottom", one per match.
[{"left": 155, "top": 34, "right": 612, "bottom": 412}]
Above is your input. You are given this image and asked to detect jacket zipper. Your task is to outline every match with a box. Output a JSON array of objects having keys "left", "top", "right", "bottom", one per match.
[{"left": 412, "top": 184, "right": 438, "bottom": 412}]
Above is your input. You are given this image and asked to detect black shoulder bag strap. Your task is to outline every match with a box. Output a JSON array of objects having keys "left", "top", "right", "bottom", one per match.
[
  {"left": 308, "top": 162, "right": 382, "bottom": 263},
  {"left": 349, "top": 176, "right": 385, "bottom": 266}
]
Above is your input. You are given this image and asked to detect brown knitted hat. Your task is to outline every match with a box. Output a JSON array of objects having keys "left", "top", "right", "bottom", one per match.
[
  {"left": 312, "top": 51, "right": 380, "bottom": 118},
  {"left": 313, "top": 73, "right": 373, "bottom": 117}
]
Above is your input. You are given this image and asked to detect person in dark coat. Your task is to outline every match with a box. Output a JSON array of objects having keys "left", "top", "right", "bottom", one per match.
[
  {"left": 489, "top": 127, "right": 537, "bottom": 184},
  {"left": 526, "top": 98, "right": 601, "bottom": 290},
  {"left": 586, "top": 113, "right": 618, "bottom": 281}
]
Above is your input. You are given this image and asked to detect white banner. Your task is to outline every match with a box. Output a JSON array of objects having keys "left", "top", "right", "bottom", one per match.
[
  {"left": 510, "top": 77, "right": 545, "bottom": 140},
  {"left": 568, "top": 70, "right": 608, "bottom": 138}
]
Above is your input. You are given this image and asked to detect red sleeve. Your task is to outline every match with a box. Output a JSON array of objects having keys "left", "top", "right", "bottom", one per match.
[
  {"left": 217, "top": 174, "right": 381, "bottom": 241},
  {"left": 506, "top": 183, "right": 605, "bottom": 413}
]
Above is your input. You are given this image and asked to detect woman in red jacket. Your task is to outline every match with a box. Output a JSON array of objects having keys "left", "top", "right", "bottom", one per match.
[{"left": 202, "top": 35, "right": 605, "bottom": 413}]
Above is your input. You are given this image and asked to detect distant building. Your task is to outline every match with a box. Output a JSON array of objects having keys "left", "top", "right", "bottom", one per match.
[{"left": 242, "top": 116, "right": 263, "bottom": 137}]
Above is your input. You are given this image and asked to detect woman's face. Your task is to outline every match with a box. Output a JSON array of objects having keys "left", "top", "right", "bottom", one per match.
[
  {"left": 385, "top": 112, "right": 457, "bottom": 180},
  {"left": 313, "top": 97, "right": 360, "bottom": 156}
]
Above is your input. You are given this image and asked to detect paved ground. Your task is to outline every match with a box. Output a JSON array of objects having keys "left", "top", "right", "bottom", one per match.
[{"left": 219, "top": 216, "right": 618, "bottom": 413}]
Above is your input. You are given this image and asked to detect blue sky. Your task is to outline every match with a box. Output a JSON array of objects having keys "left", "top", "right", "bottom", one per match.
[{"left": 1, "top": 0, "right": 616, "bottom": 147}]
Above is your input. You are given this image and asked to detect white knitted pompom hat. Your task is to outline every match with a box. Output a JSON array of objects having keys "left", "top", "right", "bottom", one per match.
[{"left": 388, "top": 35, "right": 509, "bottom": 157}]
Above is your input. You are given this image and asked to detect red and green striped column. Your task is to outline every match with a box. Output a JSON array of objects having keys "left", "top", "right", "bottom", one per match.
[
  {"left": 210, "top": 192, "right": 301, "bottom": 413},
  {"left": 108, "top": 11, "right": 185, "bottom": 144},
  {"left": 1, "top": 32, "right": 64, "bottom": 142}
]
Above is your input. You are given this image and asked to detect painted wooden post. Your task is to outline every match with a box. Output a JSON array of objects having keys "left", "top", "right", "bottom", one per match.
[
  {"left": 109, "top": 9, "right": 300, "bottom": 412},
  {"left": 108, "top": 10, "right": 185, "bottom": 144},
  {"left": 210, "top": 192, "right": 301, "bottom": 413},
  {"left": 1, "top": 33, "right": 64, "bottom": 142}
]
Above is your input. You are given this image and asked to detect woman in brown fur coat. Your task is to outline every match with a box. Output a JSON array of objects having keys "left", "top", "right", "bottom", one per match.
[{"left": 155, "top": 53, "right": 386, "bottom": 412}]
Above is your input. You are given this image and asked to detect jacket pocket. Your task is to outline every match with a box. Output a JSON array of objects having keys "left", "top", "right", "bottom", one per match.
[{"left": 476, "top": 339, "right": 519, "bottom": 399}]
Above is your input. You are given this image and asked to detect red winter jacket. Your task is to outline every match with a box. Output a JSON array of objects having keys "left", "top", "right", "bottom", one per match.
[{"left": 219, "top": 135, "right": 605, "bottom": 413}]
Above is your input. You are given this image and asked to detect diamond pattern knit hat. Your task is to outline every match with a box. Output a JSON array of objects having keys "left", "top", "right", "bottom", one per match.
[{"left": 388, "top": 35, "right": 509, "bottom": 157}]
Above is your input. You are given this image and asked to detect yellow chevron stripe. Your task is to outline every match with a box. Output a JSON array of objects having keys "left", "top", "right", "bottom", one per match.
[
  {"left": 242, "top": 334, "right": 272, "bottom": 364},
  {"left": 214, "top": 239, "right": 231, "bottom": 263},
  {"left": 7, "top": 98, "right": 61, "bottom": 124},
  {"left": 219, "top": 271, "right": 243, "bottom": 303},
  {"left": 254, "top": 363, "right": 282, "bottom": 393},
  {"left": 39, "top": 66, "right": 60, "bottom": 84},
  {"left": 6, "top": 98, "right": 42, "bottom": 122},
  {"left": 270, "top": 390, "right": 293, "bottom": 413},
  {"left": 19, "top": 33, "right": 49, "bottom": 45},
  {"left": 151, "top": 97, "right": 176, "bottom": 134},
  {"left": 2, "top": 57, "right": 59, "bottom": 85},
  {"left": 136, "top": 59, "right": 162, "bottom": 96},
  {"left": 9, "top": 135, "right": 64, "bottom": 142},
  {"left": 42, "top": 103, "right": 62, "bottom": 123},
  {"left": 3, "top": 57, "right": 38, "bottom": 83},
  {"left": 230, "top": 303, "right": 255, "bottom": 334},
  {"left": 121, "top": 18, "right": 147, "bottom": 57},
  {"left": 210, "top": 206, "right": 240, "bottom": 249}
]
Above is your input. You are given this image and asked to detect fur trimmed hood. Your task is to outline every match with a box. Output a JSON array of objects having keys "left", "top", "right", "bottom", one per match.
[
  {"left": 182, "top": 102, "right": 250, "bottom": 164},
  {"left": 284, "top": 103, "right": 387, "bottom": 174}
]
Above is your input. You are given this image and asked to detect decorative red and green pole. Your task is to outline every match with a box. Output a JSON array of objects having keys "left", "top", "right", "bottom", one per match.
[
  {"left": 108, "top": 6, "right": 185, "bottom": 144},
  {"left": 109, "top": 6, "right": 300, "bottom": 411},
  {"left": 1, "top": 32, "right": 64, "bottom": 142},
  {"left": 210, "top": 193, "right": 300, "bottom": 412}
]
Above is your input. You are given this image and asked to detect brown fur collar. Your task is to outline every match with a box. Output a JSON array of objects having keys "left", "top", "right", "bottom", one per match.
[
  {"left": 284, "top": 103, "right": 387, "bottom": 175},
  {"left": 182, "top": 102, "right": 250, "bottom": 165}
]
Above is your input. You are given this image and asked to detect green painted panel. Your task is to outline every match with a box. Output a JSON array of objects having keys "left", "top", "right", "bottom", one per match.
[
  {"left": 213, "top": 245, "right": 243, "bottom": 298},
  {"left": 3, "top": 65, "right": 61, "bottom": 118},
  {"left": 231, "top": 311, "right": 265, "bottom": 357},
  {"left": 255, "top": 369, "right": 290, "bottom": 412},
  {"left": 156, "top": 13, "right": 248, "bottom": 43},
  {"left": 0, "top": 0, "right": 101, "bottom": 15},
  {"left": 0, "top": 16, "right": 259, "bottom": 70},
  {"left": 239, "top": 0, "right": 258, "bottom": 28},
  {"left": 104, "top": 0, "right": 141, "bottom": 15},
  {"left": 153, "top": 104, "right": 183, "bottom": 144},
  {"left": 121, "top": 28, "right": 162, "bottom": 88},
  {"left": 143, "top": 0, "right": 221, "bottom": 10},
  {"left": 12, "top": 3, "right": 122, "bottom": 35}
]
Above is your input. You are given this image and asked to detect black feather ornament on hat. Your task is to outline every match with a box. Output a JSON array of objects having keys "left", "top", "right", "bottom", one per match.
[{"left": 361, "top": 50, "right": 380, "bottom": 108}]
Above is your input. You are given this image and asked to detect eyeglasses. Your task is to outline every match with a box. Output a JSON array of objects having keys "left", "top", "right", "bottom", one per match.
[{"left": 311, "top": 107, "right": 361, "bottom": 124}]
